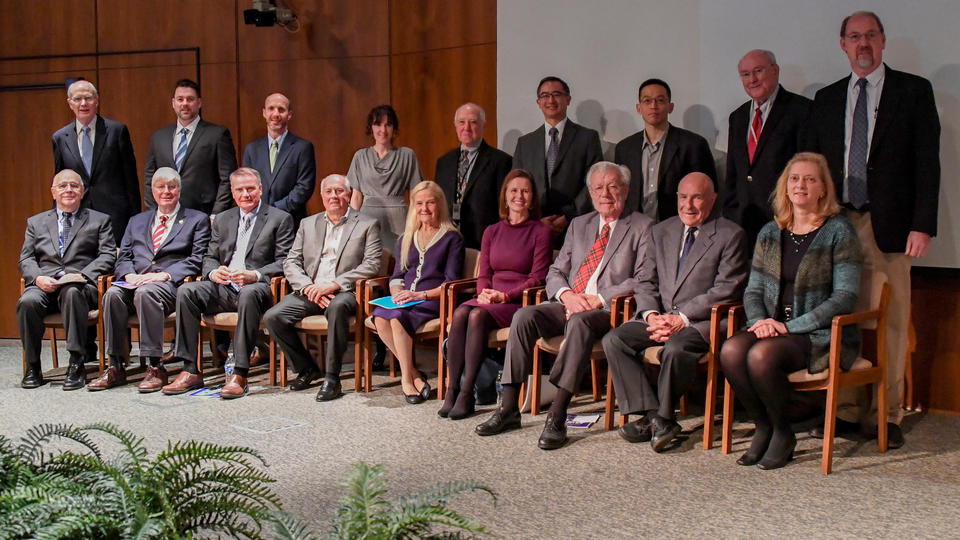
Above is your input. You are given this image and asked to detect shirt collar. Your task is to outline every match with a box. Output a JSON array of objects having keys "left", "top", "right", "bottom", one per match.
[
  {"left": 324, "top": 207, "right": 352, "bottom": 226},
  {"left": 75, "top": 116, "right": 98, "bottom": 133},
  {"left": 754, "top": 85, "right": 780, "bottom": 114},
  {"left": 178, "top": 115, "right": 201, "bottom": 132},
  {"left": 598, "top": 217, "right": 618, "bottom": 234},
  {"left": 643, "top": 123, "right": 669, "bottom": 149},
  {"left": 269, "top": 130, "right": 288, "bottom": 148},
  {"left": 849, "top": 63, "right": 885, "bottom": 90},
  {"left": 157, "top": 203, "right": 181, "bottom": 221},
  {"left": 56, "top": 207, "right": 77, "bottom": 221},
  {"left": 460, "top": 140, "right": 482, "bottom": 154},
  {"left": 239, "top": 201, "right": 262, "bottom": 221},
  {"left": 545, "top": 118, "right": 568, "bottom": 138}
]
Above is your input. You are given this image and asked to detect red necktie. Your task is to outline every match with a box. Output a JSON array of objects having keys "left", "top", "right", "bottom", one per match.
[
  {"left": 571, "top": 224, "right": 610, "bottom": 293},
  {"left": 747, "top": 107, "right": 762, "bottom": 163},
  {"left": 152, "top": 215, "right": 168, "bottom": 252}
]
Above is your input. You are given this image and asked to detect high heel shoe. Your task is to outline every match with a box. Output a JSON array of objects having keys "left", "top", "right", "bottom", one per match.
[
  {"left": 448, "top": 392, "right": 476, "bottom": 420},
  {"left": 757, "top": 432, "right": 797, "bottom": 470},
  {"left": 417, "top": 372, "right": 431, "bottom": 401}
]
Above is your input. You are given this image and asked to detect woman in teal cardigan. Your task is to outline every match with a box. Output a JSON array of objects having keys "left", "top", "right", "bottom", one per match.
[{"left": 720, "top": 152, "right": 862, "bottom": 470}]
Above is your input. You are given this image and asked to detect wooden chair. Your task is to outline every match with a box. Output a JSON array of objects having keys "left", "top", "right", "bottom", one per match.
[
  {"left": 359, "top": 248, "right": 480, "bottom": 394},
  {"left": 19, "top": 276, "right": 106, "bottom": 377},
  {"left": 720, "top": 271, "right": 891, "bottom": 474}
]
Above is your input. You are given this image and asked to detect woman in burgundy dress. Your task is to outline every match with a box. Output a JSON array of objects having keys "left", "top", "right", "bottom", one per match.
[
  {"left": 372, "top": 181, "right": 465, "bottom": 404},
  {"left": 438, "top": 169, "right": 552, "bottom": 419}
]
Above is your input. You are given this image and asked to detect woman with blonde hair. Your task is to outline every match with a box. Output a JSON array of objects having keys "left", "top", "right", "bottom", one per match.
[
  {"left": 371, "top": 181, "right": 465, "bottom": 404},
  {"left": 719, "top": 152, "right": 862, "bottom": 470}
]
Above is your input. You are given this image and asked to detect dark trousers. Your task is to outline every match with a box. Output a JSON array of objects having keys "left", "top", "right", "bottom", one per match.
[
  {"left": 103, "top": 281, "right": 177, "bottom": 358},
  {"left": 17, "top": 282, "right": 97, "bottom": 366},
  {"left": 603, "top": 321, "right": 709, "bottom": 420},
  {"left": 263, "top": 291, "right": 357, "bottom": 378},
  {"left": 174, "top": 280, "right": 272, "bottom": 371}
]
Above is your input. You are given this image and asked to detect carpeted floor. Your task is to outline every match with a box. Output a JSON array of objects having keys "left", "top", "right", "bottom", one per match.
[{"left": 2, "top": 338, "right": 959, "bottom": 538}]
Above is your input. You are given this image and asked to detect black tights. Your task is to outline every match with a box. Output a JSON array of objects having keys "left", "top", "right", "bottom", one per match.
[{"left": 445, "top": 304, "right": 499, "bottom": 398}]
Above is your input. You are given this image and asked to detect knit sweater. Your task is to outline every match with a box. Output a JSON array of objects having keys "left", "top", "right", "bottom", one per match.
[{"left": 744, "top": 215, "right": 863, "bottom": 373}]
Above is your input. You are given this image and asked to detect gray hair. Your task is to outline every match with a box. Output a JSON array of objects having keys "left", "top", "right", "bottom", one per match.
[
  {"left": 230, "top": 167, "right": 262, "bottom": 186},
  {"left": 585, "top": 161, "right": 631, "bottom": 188},
  {"left": 320, "top": 173, "right": 352, "bottom": 192},
  {"left": 151, "top": 167, "right": 182, "bottom": 187},
  {"left": 454, "top": 102, "right": 486, "bottom": 124},
  {"left": 67, "top": 80, "right": 98, "bottom": 99}
]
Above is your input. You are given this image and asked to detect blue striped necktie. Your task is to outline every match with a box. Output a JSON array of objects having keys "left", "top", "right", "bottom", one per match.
[{"left": 174, "top": 127, "right": 189, "bottom": 171}]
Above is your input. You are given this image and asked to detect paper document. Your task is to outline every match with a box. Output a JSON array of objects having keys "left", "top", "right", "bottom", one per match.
[
  {"left": 565, "top": 413, "right": 600, "bottom": 429},
  {"left": 110, "top": 280, "right": 139, "bottom": 290},
  {"left": 369, "top": 296, "right": 424, "bottom": 310}
]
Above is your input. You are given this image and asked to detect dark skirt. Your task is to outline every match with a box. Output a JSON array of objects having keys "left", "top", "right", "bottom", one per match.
[{"left": 372, "top": 299, "right": 441, "bottom": 335}]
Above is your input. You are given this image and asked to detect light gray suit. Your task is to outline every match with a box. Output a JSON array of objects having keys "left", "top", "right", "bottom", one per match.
[
  {"left": 264, "top": 210, "right": 381, "bottom": 377},
  {"left": 502, "top": 210, "right": 653, "bottom": 393},
  {"left": 603, "top": 215, "right": 748, "bottom": 419}
]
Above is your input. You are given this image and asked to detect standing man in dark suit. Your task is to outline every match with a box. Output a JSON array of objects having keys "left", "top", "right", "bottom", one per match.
[
  {"left": 805, "top": 11, "right": 940, "bottom": 448},
  {"left": 435, "top": 102, "right": 513, "bottom": 249},
  {"left": 53, "top": 80, "right": 140, "bottom": 244},
  {"left": 475, "top": 162, "right": 653, "bottom": 450},
  {"left": 143, "top": 79, "right": 238, "bottom": 216},
  {"left": 513, "top": 76, "right": 603, "bottom": 242},
  {"left": 264, "top": 174, "right": 382, "bottom": 401},
  {"left": 241, "top": 93, "right": 316, "bottom": 224},
  {"left": 92, "top": 167, "right": 210, "bottom": 393},
  {"left": 603, "top": 173, "right": 748, "bottom": 452},
  {"left": 724, "top": 50, "right": 811, "bottom": 251},
  {"left": 614, "top": 78, "right": 717, "bottom": 221},
  {"left": 17, "top": 170, "right": 116, "bottom": 390},
  {"left": 162, "top": 167, "right": 294, "bottom": 399}
]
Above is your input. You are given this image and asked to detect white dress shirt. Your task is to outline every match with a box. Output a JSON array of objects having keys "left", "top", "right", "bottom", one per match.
[
  {"left": 313, "top": 209, "right": 352, "bottom": 285},
  {"left": 172, "top": 115, "right": 201, "bottom": 159},
  {"left": 557, "top": 218, "right": 618, "bottom": 304}
]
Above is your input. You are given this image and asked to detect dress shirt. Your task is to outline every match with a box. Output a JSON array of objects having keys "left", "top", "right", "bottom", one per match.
[
  {"left": 75, "top": 116, "right": 97, "bottom": 154},
  {"left": 151, "top": 204, "right": 180, "bottom": 248},
  {"left": 171, "top": 115, "right": 201, "bottom": 159},
  {"left": 313, "top": 209, "right": 352, "bottom": 284},
  {"left": 557, "top": 218, "right": 618, "bottom": 304},
  {"left": 641, "top": 125, "right": 669, "bottom": 218},
  {"left": 55, "top": 207, "right": 74, "bottom": 243},
  {"left": 228, "top": 201, "right": 262, "bottom": 281},
  {"left": 842, "top": 64, "right": 885, "bottom": 202},
  {"left": 747, "top": 85, "right": 779, "bottom": 144},
  {"left": 459, "top": 143, "right": 480, "bottom": 186},
  {"left": 543, "top": 118, "right": 568, "bottom": 154},
  {"left": 269, "top": 129, "right": 289, "bottom": 155},
  {"left": 642, "top": 224, "right": 698, "bottom": 326}
]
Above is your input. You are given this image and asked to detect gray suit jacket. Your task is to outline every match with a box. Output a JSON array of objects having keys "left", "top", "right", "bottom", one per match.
[
  {"left": 546, "top": 210, "right": 653, "bottom": 308},
  {"left": 20, "top": 207, "right": 116, "bottom": 286},
  {"left": 203, "top": 204, "right": 295, "bottom": 280},
  {"left": 284, "top": 210, "right": 382, "bottom": 293},
  {"left": 633, "top": 215, "right": 749, "bottom": 341}
]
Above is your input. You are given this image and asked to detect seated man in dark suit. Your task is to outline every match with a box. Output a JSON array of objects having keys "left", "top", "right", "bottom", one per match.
[
  {"left": 603, "top": 173, "right": 748, "bottom": 452},
  {"left": 162, "top": 167, "right": 295, "bottom": 399},
  {"left": 242, "top": 93, "right": 316, "bottom": 223},
  {"left": 17, "top": 169, "right": 116, "bottom": 390},
  {"left": 435, "top": 102, "right": 512, "bottom": 249},
  {"left": 475, "top": 162, "right": 653, "bottom": 450},
  {"left": 513, "top": 76, "right": 603, "bottom": 242},
  {"left": 614, "top": 78, "right": 717, "bottom": 221},
  {"left": 264, "top": 174, "right": 382, "bottom": 401},
  {"left": 91, "top": 167, "right": 211, "bottom": 393}
]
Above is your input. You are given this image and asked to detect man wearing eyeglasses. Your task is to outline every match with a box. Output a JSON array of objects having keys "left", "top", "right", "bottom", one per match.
[
  {"left": 513, "top": 76, "right": 602, "bottom": 243},
  {"left": 723, "top": 50, "right": 811, "bottom": 252},
  {"left": 53, "top": 80, "right": 141, "bottom": 245},
  {"left": 805, "top": 10, "right": 941, "bottom": 449}
]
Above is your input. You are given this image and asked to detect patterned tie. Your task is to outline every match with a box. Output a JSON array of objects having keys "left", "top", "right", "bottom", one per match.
[
  {"left": 456, "top": 148, "right": 470, "bottom": 204},
  {"left": 571, "top": 224, "right": 610, "bottom": 293},
  {"left": 847, "top": 78, "right": 869, "bottom": 209},
  {"left": 152, "top": 215, "right": 168, "bottom": 252},
  {"left": 677, "top": 226, "right": 698, "bottom": 276},
  {"left": 228, "top": 214, "right": 254, "bottom": 290},
  {"left": 747, "top": 107, "right": 762, "bottom": 163},
  {"left": 174, "top": 127, "right": 189, "bottom": 171},
  {"left": 269, "top": 139, "right": 279, "bottom": 173},
  {"left": 546, "top": 127, "right": 559, "bottom": 189},
  {"left": 80, "top": 126, "right": 93, "bottom": 176},
  {"left": 59, "top": 211, "right": 73, "bottom": 256}
]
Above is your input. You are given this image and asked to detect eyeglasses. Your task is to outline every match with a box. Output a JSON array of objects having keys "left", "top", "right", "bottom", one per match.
[
  {"left": 54, "top": 182, "right": 82, "bottom": 191},
  {"left": 589, "top": 183, "right": 623, "bottom": 194},
  {"left": 69, "top": 96, "right": 96, "bottom": 104},
  {"left": 537, "top": 91, "right": 569, "bottom": 101},
  {"left": 739, "top": 66, "right": 770, "bottom": 79},
  {"left": 844, "top": 31, "right": 882, "bottom": 42},
  {"left": 640, "top": 97, "right": 670, "bottom": 107}
]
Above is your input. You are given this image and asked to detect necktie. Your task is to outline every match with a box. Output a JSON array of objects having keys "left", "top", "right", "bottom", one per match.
[
  {"left": 59, "top": 211, "right": 73, "bottom": 256},
  {"left": 152, "top": 215, "right": 168, "bottom": 252},
  {"left": 747, "top": 107, "right": 762, "bottom": 163},
  {"left": 847, "top": 78, "right": 869, "bottom": 209},
  {"left": 80, "top": 126, "right": 93, "bottom": 176},
  {"left": 677, "top": 226, "right": 698, "bottom": 276},
  {"left": 546, "top": 127, "right": 559, "bottom": 189},
  {"left": 174, "top": 127, "right": 189, "bottom": 171},
  {"left": 456, "top": 148, "right": 470, "bottom": 204},
  {"left": 229, "top": 214, "right": 254, "bottom": 290},
  {"left": 571, "top": 224, "right": 610, "bottom": 293},
  {"left": 269, "top": 139, "right": 279, "bottom": 173}
]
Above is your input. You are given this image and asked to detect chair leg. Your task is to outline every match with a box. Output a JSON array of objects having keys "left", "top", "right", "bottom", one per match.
[
  {"left": 822, "top": 378, "right": 841, "bottom": 475},
  {"left": 437, "top": 338, "right": 446, "bottom": 401},
  {"left": 196, "top": 327, "right": 204, "bottom": 375},
  {"left": 269, "top": 333, "right": 277, "bottom": 387},
  {"left": 877, "top": 381, "right": 889, "bottom": 453},
  {"left": 679, "top": 394, "right": 689, "bottom": 417},
  {"left": 531, "top": 346, "right": 542, "bottom": 416},
  {"left": 604, "top": 369, "right": 616, "bottom": 431},
  {"left": 590, "top": 358, "right": 600, "bottom": 402},
  {"left": 363, "top": 332, "right": 373, "bottom": 393},
  {"left": 353, "top": 326, "right": 363, "bottom": 394},
  {"left": 97, "top": 321, "right": 105, "bottom": 375},
  {"left": 703, "top": 356, "right": 719, "bottom": 450},
  {"left": 518, "top": 381, "right": 526, "bottom": 410},
  {"left": 721, "top": 380, "right": 735, "bottom": 454},
  {"left": 50, "top": 330, "right": 59, "bottom": 369}
]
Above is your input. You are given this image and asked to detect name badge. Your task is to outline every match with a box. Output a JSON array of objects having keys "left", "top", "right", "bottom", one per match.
[{"left": 452, "top": 204, "right": 461, "bottom": 222}]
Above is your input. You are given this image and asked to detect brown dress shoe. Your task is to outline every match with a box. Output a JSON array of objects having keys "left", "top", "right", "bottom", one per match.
[
  {"left": 162, "top": 371, "right": 204, "bottom": 395},
  {"left": 161, "top": 349, "right": 175, "bottom": 363},
  {"left": 138, "top": 365, "right": 169, "bottom": 393},
  {"left": 88, "top": 365, "right": 127, "bottom": 391},
  {"left": 248, "top": 345, "right": 264, "bottom": 367},
  {"left": 221, "top": 374, "right": 248, "bottom": 399}
]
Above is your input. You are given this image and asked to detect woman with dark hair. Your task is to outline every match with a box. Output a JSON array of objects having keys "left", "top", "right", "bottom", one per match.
[
  {"left": 438, "top": 169, "right": 552, "bottom": 419},
  {"left": 719, "top": 152, "right": 862, "bottom": 470},
  {"left": 347, "top": 104, "right": 423, "bottom": 249}
]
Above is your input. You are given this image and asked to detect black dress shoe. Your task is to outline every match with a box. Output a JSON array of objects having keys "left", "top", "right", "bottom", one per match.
[
  {"left": 62, "top": 363, "right": 86, "bottom": 391},
  {"left": 650, "top": 416, "right": 682, "bottom": 453},
  {"left": 289, "top": 368, "right": 321, "bottom": 391},
  {"left": 475, "top": 408, "right": 522, "bottom": 436},
  {"left": 21, "top": 366, "right": 44, "bottom": 389},
  {"left": 862, "top": 422, "right": 905, "bottom": 449},
  {"left": 538, "top": 412, "right": 568, "bottom": 450},
  {"left": 315, "top": 379, "right": 343, "bottom": 402},
  {"left": 404, "top": 392, "right": 425, "bottom": 404},
  {"left": 809, "top": 417, "right": 860, "bottom": 439},
  {"left": 618, "top": 415, "right": 652, "bottom": 443},
  {"left": 416, "top": 373, "right": 431, "bottom": 401}
]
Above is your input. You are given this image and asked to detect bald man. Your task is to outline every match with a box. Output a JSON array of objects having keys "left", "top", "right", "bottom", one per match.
[
  {"left": 603, "top": 172, "right": 748, "bottom": 452},
  {"left": 242, "top": 92, "right": 317, "bottom": 223}
]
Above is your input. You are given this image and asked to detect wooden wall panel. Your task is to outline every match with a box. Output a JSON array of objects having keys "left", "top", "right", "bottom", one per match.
[
  {"left": 911, "top": 273, "right": 960, "bottom": 413},
  {"left": 0, "top": 0, "right": 95, "bottom": 57},
  {"left": 390, "top": 0, "right": 497, "bottom": 53}
]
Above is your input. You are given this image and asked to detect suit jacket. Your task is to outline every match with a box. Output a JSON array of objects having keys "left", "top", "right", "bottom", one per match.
[
  {"left": 241, "top": 131, "right": 316, "bottom": 223},
  {"left": 804, "top": 65, "right": 940, "bottom": 252},
  {"left": 513, "top": 120, "right": 602, "bottom": 220},
  {"left": 52, "top": 116, "right": 140, "bottom": 244},
  {"left": 203, "top": 204, "right": 295, "bottom": 281},
  {"left": 633, "top": 215, "right": 748, "bottom": 341},
  {"left": 614, "top": 123, "right": 717, "bottom": 221},
  {"left": 284, "top": 210, "right": 382, "bottom": 293},
  {"left": 19, "top": 207, "right": 116, "bottom": 286},
  {"left": 143, "top": 119, "right": 238, "bottom": 214},
  {"left": 545, "top": 210, "right": 653, "bottom": 308},
  {"left": 723, "top": 86, "right": 811, "bottom": 241},
  {"left": 114, "top": 206, "right": 211, "bottom": 284},
  {"left": 435, "top": 139, "right": 513, "bottom": 249}
]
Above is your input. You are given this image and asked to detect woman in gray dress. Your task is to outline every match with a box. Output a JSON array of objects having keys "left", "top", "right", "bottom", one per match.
[{"left": 348, "top": 105, "right": 424, "bottom": 250}]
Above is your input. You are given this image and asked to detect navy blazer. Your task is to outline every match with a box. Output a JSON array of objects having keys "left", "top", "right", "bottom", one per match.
[
  {"left": 241, "top": 131, "right": 316, "bottom": 223},
  {"left": 52, "top": 116, "right": 140, "bottom": 244},
  {"left": 114, "top": 207, "right": 211, "bottom": 284},
  {"left": 20, "top": 207, "right": 116, "bottom": 286},
  {"left": 203, "top": 204, "right": 295, "bottom": 281}
]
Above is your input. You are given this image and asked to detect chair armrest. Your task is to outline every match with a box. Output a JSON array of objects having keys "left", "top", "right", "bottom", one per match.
[
  {"left": 522, "top": 286, "right": 544, "bottom": 307},
  {"left": 269, "top": 276, "right": 283, "bottom": 301},
  {"left": 727, "top": 304, "right": 745, "bottom": 338},
  {"left": 832, "top": 309, "right": 881, "bottom": 328},
  {"left": 610, "top": 294, "right": 635, "bottom": 327},
  {"left": 278, "top": 277, "right": 291, "bottom": 299},
  {"left": 709, "top": 302, "right": 740, "bottom": 344},
  {"left": 534, "top": 288, "right": 549, "bottom": 304},
  {"left": 442, "top": 277, "right": 479, "bottom": 322},
  {"left": 358, "top": 276, "right": 390, "bottom": 311}
]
